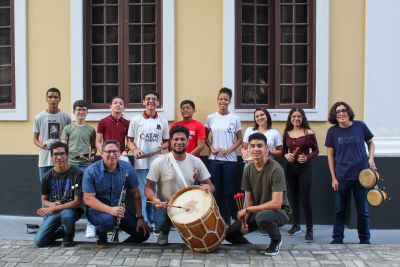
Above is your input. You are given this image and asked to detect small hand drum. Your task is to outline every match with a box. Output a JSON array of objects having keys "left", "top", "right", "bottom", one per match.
[
  {"left": 367, "top": 188, "right": 389, "bottom": 207},
  {"left": 359, "top": 169, "right": 380, "bottom": 188}
]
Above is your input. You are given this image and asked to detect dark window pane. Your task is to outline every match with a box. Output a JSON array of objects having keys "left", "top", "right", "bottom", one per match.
[
  {"left": 280, "top": 86, "right": 292, "bottom": 103},
  {"left": 242, "top": 86, "right": 255, "bottom": 104},
  {"left": 256, "top": 26, "right": 268, "bottom": 44},
  {"left": 143, "top": 84, "right": 156, "bottom": 95},
  {"left": 143, "top": 45, "right": 156, "bottom": 63},
  {"left": 295, "top": 45, "right": 307, "bottom": 63},
  {"left": 143, "top": 25, "right": 155, "bottom": 42},
  {"left": 242, "top": 26, "right": 254, "bottom": 43},
  {"left": 106, "top": 66, "right": 118, "bottom": 83},
  {"left": 143, "top": 0, "right": 155, "bottom": 3},
  {"left": 242, "top": 5, "right": 254, "bottom": 24},
  {"left": 92, "top": 0, "right": 104, "bottom": 4},
  {"left": 256, "top": 0, "right": 268, "bottom": 4},
  {"left": 295, "top": 4, "right": 307, "bottom": 23},
  {"left": 129, "top": 0, "right": 141, "bottom": 3},
  {"left": 0, "top": 67, "right": 11, "bottom": 84},
  {"left": 281, "top": 45, "right": 292, "bottom": 64},
  {"left": 295, "top": 0, "right": 307, "bottom": 3},
  {"left": 129, "top": 25, "right": 141, "bottom": 43},
  {"left": 129, "top": 85, "right": 141, "bottom": 103},
  {"left": 0, "top": 0, "right": 10, "bottom": 7},
  {"left": 106, "top": 6, "right": 118, "bottom": 24},
  {"left": 92, "top": 26, "right": 104, "bottom": 44},
  {"left": 106, "top": 46, "right": 118, "bottom": 63},
  {"left": 295, "top": 66, "right": 307, "bottom": 83},
  {"left": 295, "top": 85, "right": 307, "bottom": 103},
  {"left": 280, "top": 66, "right": 292, "bottom": 84},
  {"left": 0, "top": 47, "right": 11, "bottom": 65},
  {"left": 242, "top": 45, "right": 254, "bottom": 64},
  {"left": 295, "top": 26, "right": 307, "bottom": 43},
  {"left": 243, "top": 0, "right": 254, "bottom": 3},
  {"left": 106, "top": 0, "right": 118, "bottom": 4},
  {"left": 129, "top": 5, "right": 141, "bottom": 23},
  {"left": 105, "top": 85, "right": 118, "bottom": 102},
  {"left": 129, "top": 45, "right": 141, "bottom": 63},
  {"left": 92, "top": 86, "right": 104, "bottom": 103},
  {"left": 242, "top": 66, "right": 254, "bottom": 83},
  {"left": 92, "top": 46, "right": 104, "bottom": 63},
  {"left": 143, "top": 65, "right": 156, "bottom": 82},
  {"left": 130, "top": 65, "right": 141, "bottom": 83},
  {"left": 256, "top": 66, "right": 268, "bottom": 83},
  {"left": 92, "top": 6, "right": 104, "bottom": 24},
  {"left": 0, "top": 8, "right": 10, "bottom": 26},
  {"left": 0, "top": 28, "right": 10, "bottom": 45},
  {"left": 92, "top": 66, "right": 104, "bottom": 83},
  {"left": 256, "top": 86, "right": 268, "bottom": 104},
  {"left": 256, "top": 5, "right": 268, "bottom": 24},
  {"left": 281, "top": 0, "right": 293, "bottom": 3},
  {"left": 281, "top": 26, "right": 292, "bottom": 43},
  {"left": 256, "top": 46, "right": 268, "bottom": 64},
  {"left": 106, "top": 26, "right": 118, "bottom": 43},
  {"left": 281, "top": 5, "right": 293, "bottom": 23},
  {"left": 0, "top": 86, "right": 11, "bottom": 103},
  {"left": 143, "top": 5, "right": 155, "bottom": 23}
]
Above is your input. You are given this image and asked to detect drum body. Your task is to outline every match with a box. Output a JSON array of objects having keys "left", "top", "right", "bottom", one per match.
[
  {"left": 359, "top": 169, "right": 380, "bottom": 188},
  {"left": 367, "top": 189, "right": 388, "bottom": 207},
  {"left": 167, "top": 185, "right": 226, "bottom": 253}
]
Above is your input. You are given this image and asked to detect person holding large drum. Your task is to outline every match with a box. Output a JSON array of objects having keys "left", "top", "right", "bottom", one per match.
[
  {"left": 145, "top": 126, "right": 215, "bottom": 247},
  {"left": 325, "top": 101, "right": 376, "bottom": 244}
]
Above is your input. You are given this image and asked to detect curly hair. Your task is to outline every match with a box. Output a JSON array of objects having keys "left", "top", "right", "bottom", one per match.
[{"left": 328, "top": 101, "right": 355, "bottom": 124}]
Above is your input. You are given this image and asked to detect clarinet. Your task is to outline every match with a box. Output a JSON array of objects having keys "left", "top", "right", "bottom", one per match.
[{"left": 111, "top": 171, "right": 129, "bottom": 243}]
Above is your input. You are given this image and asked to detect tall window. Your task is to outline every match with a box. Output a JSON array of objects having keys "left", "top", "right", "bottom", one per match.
[
  {"left": 0, "top": 0, "right": 14, "bottom": 108},
  {"left": 236, "top": 0, "right": 314, "bottom": 109},
  {"left": 85, "top": 0, "right": 162, "bottom": 109}
]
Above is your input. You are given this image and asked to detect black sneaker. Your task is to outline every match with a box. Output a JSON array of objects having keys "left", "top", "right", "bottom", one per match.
[
  {"left": 305, "top": 229, "right": 313, "bottom": 243},
  {"left": 330, "top": 239, "right": 343, "bottom": 244},
  {"left": 287, "top": 225, "right": 301, "bottom": 236},
  {"left": 265, "top": 239, "right": 282, "bottom": 256},
  {"left": 61, "top": 233, "right": 74, "bottom": 247},
  {"left": 96, "top": 233, "right": 108, "bottom": 249},
  {"left": 225, "top": 234, "right": 251, "bottom": 244},
  {"left": 359, "top": 240, "right": 370, "bottom": 244}
]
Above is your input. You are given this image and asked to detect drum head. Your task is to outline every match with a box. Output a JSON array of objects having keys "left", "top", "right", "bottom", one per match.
[
  {"left": 169, "top": 188, "right": 212, "bottom": 224},
  {"left": 367, "top": 189, "right": 383, "bottom": 206},
  {"left": 359, "top": 169, "right": 379, "bottom": 188}
]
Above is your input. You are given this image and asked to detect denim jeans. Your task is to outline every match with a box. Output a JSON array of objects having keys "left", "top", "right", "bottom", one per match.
[
  {"left": 34, "top": 208, "right": 83, "bottom": 247},
  {"left": 86, "top": 207, "right": 150, "bottom": 243},
  {"left": 135, "top": 169, "right": 153, "bottom": 224},
  {"left": 333, "top": 180, "right": 370, "bottom": 242},
  {"left": 153, "top": 207, "right": 173, "bottom": 235},
  {"left": 208, "top": 160, "right": 237, "bottom": 225},
  {"left": 38, "top": 166, "right": 53, "bottom": 183}
]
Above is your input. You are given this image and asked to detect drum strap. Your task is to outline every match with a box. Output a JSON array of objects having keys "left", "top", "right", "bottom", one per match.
[{"left": 168, "top": 152, "right": 188, "bottom": 187}]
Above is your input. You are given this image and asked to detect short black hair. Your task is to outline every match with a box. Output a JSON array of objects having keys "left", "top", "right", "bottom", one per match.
[
  {"left": 73, "top": 100, "right": 88, "bottom": 110},
  {"left": 218, "top": 87, "right": 232, "bottom": 99},
  {"left": 170, "top": 125, "right": 189, "bottom": 140},
  {"left": 102, "top": 139, "right": 121, "bottom": 151},
  {"left": 50, "top": 142, "right": 69, "bottom": 156},
  {"left": 143, "top": 91, "right": 160, "bottom": 100},
  {"left": 180, "top": 99, "right": 195, "bottom": 109},
  {"left": 248, "top": 132, "right": 267, "bottom": 145},
  {"left": 328, "top": 101, "right": 355, "bottom": 124},
  {"left": 46, "top": 87, "right": 61, "bottom": 97}
]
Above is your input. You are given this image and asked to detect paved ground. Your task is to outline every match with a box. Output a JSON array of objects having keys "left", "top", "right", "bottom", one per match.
[{"left": 1, "top": 216, "right": 399, "bottom": 266}]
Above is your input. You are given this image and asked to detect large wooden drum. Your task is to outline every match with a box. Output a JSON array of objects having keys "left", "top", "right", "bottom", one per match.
[
  {"left": 359, "top": 169, "right": 380, "bottom": 188},
  {"left": 167, "top": 185, "right": 226, "bottom": 253}
]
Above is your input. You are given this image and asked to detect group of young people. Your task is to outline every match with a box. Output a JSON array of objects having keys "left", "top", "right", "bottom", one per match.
[{"left": 31, "top": 87, "right": 376, "bottom": 256}]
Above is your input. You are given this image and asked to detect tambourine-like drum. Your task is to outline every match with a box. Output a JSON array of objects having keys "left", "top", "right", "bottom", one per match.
[
  {"left": 367, "top": 189, "right": 388, "bottom": 207},
  {"left": 359, "top": 169, "right": 380, "bottom": 188},
  {"left": 167, "top": 185, "right": 226, "bottom": 253}
]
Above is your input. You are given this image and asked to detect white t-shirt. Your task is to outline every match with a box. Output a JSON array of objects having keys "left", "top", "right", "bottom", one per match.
[
  {"left": 147, "top": 153, "right": 211, "bottom": 200},
  {"left": 128, "top": 113, "right": 169, "bottom": 169},
  {"left": 205, "top": 112, "right": 242, "bottom": 162},
  {"left": 243, "top": 127, "right": 282, "bottom": 153}
]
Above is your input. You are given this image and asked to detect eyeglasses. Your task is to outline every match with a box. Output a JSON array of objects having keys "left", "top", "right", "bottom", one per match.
[
  {"left": 75, "top": 108, "right": 88, "bottom": 112},
  {"left": 103, "top": 150, "right": 119, "bottom": 155},
  {"left": 52, "top": 152, "right": 67, "bottom": 158},
  {"left": 336, "top": 109, "right": 348, "bottom": 115},
  {"left": 144, "top": 97, "right": 158, "bottom": 101}
]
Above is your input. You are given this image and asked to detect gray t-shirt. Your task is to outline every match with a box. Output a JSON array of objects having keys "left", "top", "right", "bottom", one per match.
[
  {"left": 147, "top": 153, "right": 211, "bottom": 201},
  {"left": 242, "top": 158, "right": 292, "bottom": 219},
  {"left": 33, "top": 110, "right": 71, "bottom": 167}
]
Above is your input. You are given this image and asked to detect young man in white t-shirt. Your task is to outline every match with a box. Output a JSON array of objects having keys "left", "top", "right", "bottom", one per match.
[{"left": 127, "top": 92, "right": 169, "bottom": 229}]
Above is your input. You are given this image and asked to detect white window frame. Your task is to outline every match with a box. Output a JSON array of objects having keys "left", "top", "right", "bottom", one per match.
[
  {"left": 71, "top": 0, "right": 175, "bottom": 121},
  {"left": 0, "top": 0, "right": 27, "bottom": 120},
  {"left": 223, "top": 0, "right": 329, "bottom": 121}
]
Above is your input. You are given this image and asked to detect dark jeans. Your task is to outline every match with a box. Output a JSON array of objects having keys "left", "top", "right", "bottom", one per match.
[
  {"left": 34, "top": 208, "right": 83, "bottom": 247},
  {"left": 153, "top": 207, "right": 173, "bottom": 235},
  {"left": 208, "top": 160, "right": 237, "bottom": 225},
  {"left": 333, "top": 180, "right": 370, "bottom": 242},
  {"left": 86, "top": 207, "right": 150, "bottom": 243},
  {"left": 286, "top": 162, "right": 313, "bottom": 229},
  {"left": 226, "top": 210, "right": 288, "bottom": 243}
]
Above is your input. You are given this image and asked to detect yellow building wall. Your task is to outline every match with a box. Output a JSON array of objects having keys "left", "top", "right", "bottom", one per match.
[{"left": 0, "top": 0, "right": 366, "bottom": 155}]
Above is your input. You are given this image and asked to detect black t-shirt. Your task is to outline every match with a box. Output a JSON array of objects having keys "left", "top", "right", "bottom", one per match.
[{"left": 41, "top": 165, "right": 83, "bottom": 203}]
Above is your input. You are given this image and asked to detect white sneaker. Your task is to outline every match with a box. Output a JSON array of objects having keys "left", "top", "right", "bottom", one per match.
[{"left": 85, "top": 224, "right": 96, "bottom": 238}]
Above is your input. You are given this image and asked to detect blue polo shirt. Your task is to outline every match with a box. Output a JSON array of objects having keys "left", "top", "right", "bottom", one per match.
[{"left": 83, "top": 160, "right": 139, "bottom": 207}]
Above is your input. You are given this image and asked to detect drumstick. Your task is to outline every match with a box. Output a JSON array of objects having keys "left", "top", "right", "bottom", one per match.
[{"left": 146, "top": 201, "right": 189, "bottom": 211}]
